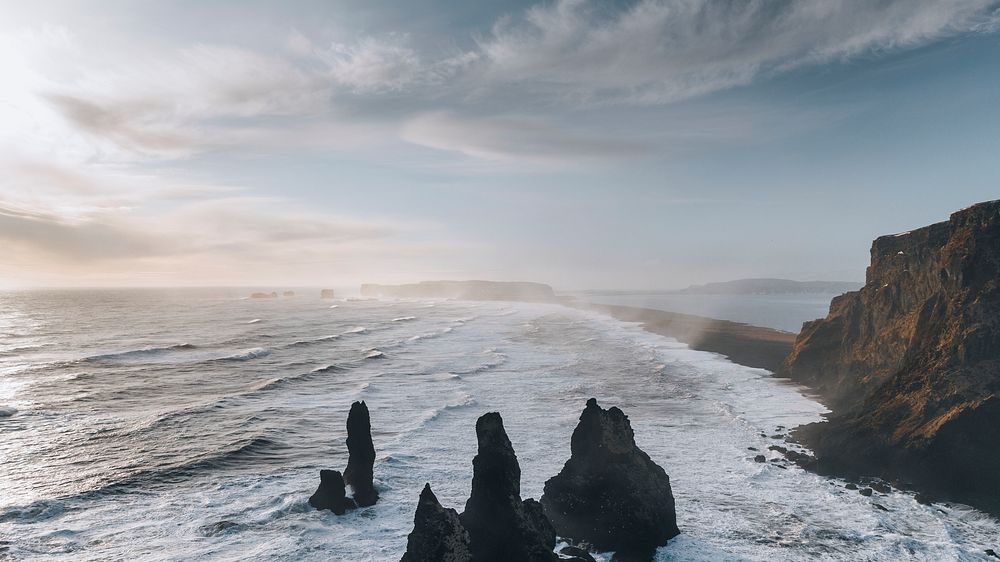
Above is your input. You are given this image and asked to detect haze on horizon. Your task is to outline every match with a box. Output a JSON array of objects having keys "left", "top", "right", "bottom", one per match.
[{"left": 1, "top": 0, "right": 998, "bottom": 291}]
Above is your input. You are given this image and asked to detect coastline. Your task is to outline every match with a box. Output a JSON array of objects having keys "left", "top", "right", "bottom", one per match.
[{"left": 577, "top": 302, "right": 796, "bottom": 373}]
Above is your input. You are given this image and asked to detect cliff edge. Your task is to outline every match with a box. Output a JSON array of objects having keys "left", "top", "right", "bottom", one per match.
[{"left": 780, "top": 199, "right": 1000, "bottom": 511}]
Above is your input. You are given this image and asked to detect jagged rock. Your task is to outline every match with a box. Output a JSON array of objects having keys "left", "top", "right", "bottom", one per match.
[
  {"left": 400, "top": 484, "right": 472, "bottom": 562},
  {"left": 461, "top": 412, "right": 557, "bottom": 562},
  {"left": 859, "top": 488, "right": 873, "bottom": 497},
  {"left": 541, "top": 399, "right": 679, "bottom": 560},
  {"left": 308, "top": 469, "right": 357, "bottom": 514},
  {"left": 559, "top": 546, "right": 597, "bottom": 562},
  {"left": 845, "top": 483, "right": 858, "bottom": 490},
  {"left": 344, "top": 401, "right": 379, "bottom": 507},
  {"left": 781, "top": 200, "right": 1000, "bottom": 513},
  {"left": 754, "top": 455, "right": 766, "bottom": 463}
]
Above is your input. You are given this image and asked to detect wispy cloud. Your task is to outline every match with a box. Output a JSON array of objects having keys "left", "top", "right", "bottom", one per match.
[
  {"left": 400, "top": 111, "right": 651, "bottom": 164},
  {"left": 475, "top": 0, "right": 1000, "bottom": 105}
]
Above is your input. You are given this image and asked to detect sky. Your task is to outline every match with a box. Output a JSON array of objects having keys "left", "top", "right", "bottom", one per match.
[{"left": 1, "top": 0, "right": 999, "bottom": 290}]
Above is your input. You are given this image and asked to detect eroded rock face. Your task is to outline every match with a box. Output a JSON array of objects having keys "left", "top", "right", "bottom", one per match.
[
  {"left": 781, "top": 199, "right": 1000, "bottom": 512},
  {"left": 344, "top": 400, "right": 379, "bottom": 507},
  {"left": 400, "top": 484, "right": 472, "bottom": 562},
  {"left": 460, "top": 412, "right": 557, "bottom": 562},
  {"left": 308, "top": 469, "right": 357, "bottom": 515},
  {"left": 541, "top": 399, "right": 679, "bottom": 559}
]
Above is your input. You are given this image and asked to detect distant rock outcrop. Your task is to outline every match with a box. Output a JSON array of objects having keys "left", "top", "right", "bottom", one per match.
[
  {"left": 283, "top": 291, "right": 295, "bottom": 297},
  {"left": 308, "top": 469, "right": 357, "bottom": 515},
  {"left": 400, "top": 484, "right": 472, "bottom": 562},
  {"left": 780, "top": 199, "right": 1000, "bottom": 512},
  {"left": 321, "top": 289, "right": 335, "bottom": 299},
  {"left": 250, "top": 291, "right": 277, "bottom": 299},
  {"left": 541, "top": 399, "right": 678, "bottom": 560},
  {"left": 344, "top": 401, "right": 379, "bottom": 507},
  {"left": 360, "top": 280, "right": 558, "bottom": 302},
  {"left": 461, "top": 413, "right": 558, "bottom": 562}
]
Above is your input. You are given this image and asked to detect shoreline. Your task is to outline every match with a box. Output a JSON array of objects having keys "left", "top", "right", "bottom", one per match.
[{"left": 575, "top": 302, "right": 796, "bottom": 373}]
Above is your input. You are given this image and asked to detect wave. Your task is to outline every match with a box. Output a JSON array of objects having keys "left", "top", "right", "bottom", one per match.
[
  {"left": 329, "top": 304, "right": 339, "bottom": 309},
  {"left": 246, "top": 319, "right": 262, "bottom": 324},
  {"left": 215, "top": 347, "right": 270, "bottom": 362},
  {"left": 285, "top": 334, "right": 339, "bottom": 348},
  {"left": 85, "top": 343, "right": 196, "bottom": 362},
  {"left": 392, "top": 316, "right": 416, "bottom": 322},
  {"left": 311, "top": 363, "right": 347, "bottom": 374},
  {"left": 364, "top": 350, "right": 385, "bottom": 360},
  {"left": 343, "top": 326, "right": 366, "bottom": 334}
]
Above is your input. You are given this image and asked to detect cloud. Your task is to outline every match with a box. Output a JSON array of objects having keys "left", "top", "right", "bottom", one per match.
[
  {"left": 475, "top": 0, "right": 1000, "bottom": 104},
  {"left": 400, "top": 111, "right": 651, "bottom": 164}
]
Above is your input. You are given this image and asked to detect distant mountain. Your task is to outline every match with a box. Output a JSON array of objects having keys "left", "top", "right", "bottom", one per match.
[{"left": 676, "top": 278, "right": 862, "bottom": 295}]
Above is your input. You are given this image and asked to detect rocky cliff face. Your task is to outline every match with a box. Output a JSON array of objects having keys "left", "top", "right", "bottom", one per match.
[{"left": 781, "top": 200, "right": 1000, "bottom": 511}]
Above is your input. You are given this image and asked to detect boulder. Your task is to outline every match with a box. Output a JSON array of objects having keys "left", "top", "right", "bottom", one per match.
[
  {"left": 400, "top": 484, "right": 472, "bottom": 562},
  {"left": 344, "top": 401, "right": 379, "bottom": 507},
  {"left": 540, "top": 399, "right": 679, "bottom": 559},
  {"left": 321, "top": 289, "right": 336, "bottom": 299},
  {"left": 308, "top": 469, "right": 357, "bottom": 514},
  {"left": 460, "top": 412, "right": 557, "bottom": 562}
]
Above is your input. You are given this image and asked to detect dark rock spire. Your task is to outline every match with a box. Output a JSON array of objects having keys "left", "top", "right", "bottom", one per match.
[
  {"left": 460, "top": 412, "right": 557, "bottom": 562},
  {"left": 344, "top": 400, "right": 379, "bottom": 507},
  {"left": 400, "top": 484, "right": 473, "bottom": 562},
  {"left": 541, "top": 398, "right": 679, "bottom": 561}
]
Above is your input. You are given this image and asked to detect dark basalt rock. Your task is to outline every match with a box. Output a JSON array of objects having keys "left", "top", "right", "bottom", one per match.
[
  {"left": 559, "top": 546, "right": 597, "bottom": 562},
  {"left": 754, "top": 455, "right": 766, "bottom": 463},
  {"left": 540, "top": 399, "right": 679, "bottom": 560},
  {"left": 400, "top": 484, "right": 472, "bottom": 562},
  {"left": 859, "top": 488, "right": 873, "bottom": 497},
  {"left": 344, "top": 401, "right": 379, "bottom": 507},
  {"left": 461, "top": 412, "right": 557, "bottom": 562},
  {"left": 308, "top": 469, "right": 357, "bottom": 514}
]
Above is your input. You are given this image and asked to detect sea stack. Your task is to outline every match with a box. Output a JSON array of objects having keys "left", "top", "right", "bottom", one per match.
[
  {"left": 344, "top": 401, "right": 379, "bottom": 507},
  {"left": 541, "top": 399, "right": 679, "bottom": 560},
  {"left": 781, "top": 199, "right": 1000, "bottom": 512},
  {"left": 460, "top": 412, "right": 558, "bottom": 562},
  {"left": 400, "top": 484, "right": 473, "bottom": 562},
  {"left": 321, "top": 289, "right": 335, "bottom": 299},
  {"left": 308, "top": 469, "right": 357, "bottom": 515}
]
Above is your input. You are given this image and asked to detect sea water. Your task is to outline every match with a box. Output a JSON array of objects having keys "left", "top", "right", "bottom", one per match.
[{"left": 0, "top": 289, "right": 996, "bottom": 561}]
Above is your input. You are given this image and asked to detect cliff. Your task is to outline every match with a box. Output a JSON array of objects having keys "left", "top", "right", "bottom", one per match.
[
  {"left": 360, "top": 281, "right": 558, "bottom": 302},
  {"left": 780, "top": 200, "right": 1000, "bottom": 511}
]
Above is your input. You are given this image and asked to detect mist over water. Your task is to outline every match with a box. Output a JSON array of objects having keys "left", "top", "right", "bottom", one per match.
[
  {"left": 579, "top": 292, "right": 841, "bottom": 333},
  {"left": 0, "top": 289, "right": 997, "bottom": 561}
]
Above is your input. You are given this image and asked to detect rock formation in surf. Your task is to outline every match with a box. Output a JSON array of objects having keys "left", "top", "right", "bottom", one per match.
[
  {"left": 344, "top": 400, "right": 379, "bottom": 507},
  {"left": 780, "top": 199, "right": 1000, "bottom": 512},
  {"left": 540, "top": 399, "right": 679, "bottom": 560},
  {"left": 308, "top": 469, "right": 357, "bottom": 515},
  {"left": 400, "top": 484, "right": 473, "bottom": 562},
  {"left": 321, "top": 289, "right": 335, "bottom": 299},
  {"left": 460, "top": 412, "right": 558, "bottom": 562}
]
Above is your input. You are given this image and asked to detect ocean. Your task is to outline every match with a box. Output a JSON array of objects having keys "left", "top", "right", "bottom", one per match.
[{"left": 0, "top": 289, "right": 996, "bottom": 561}]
